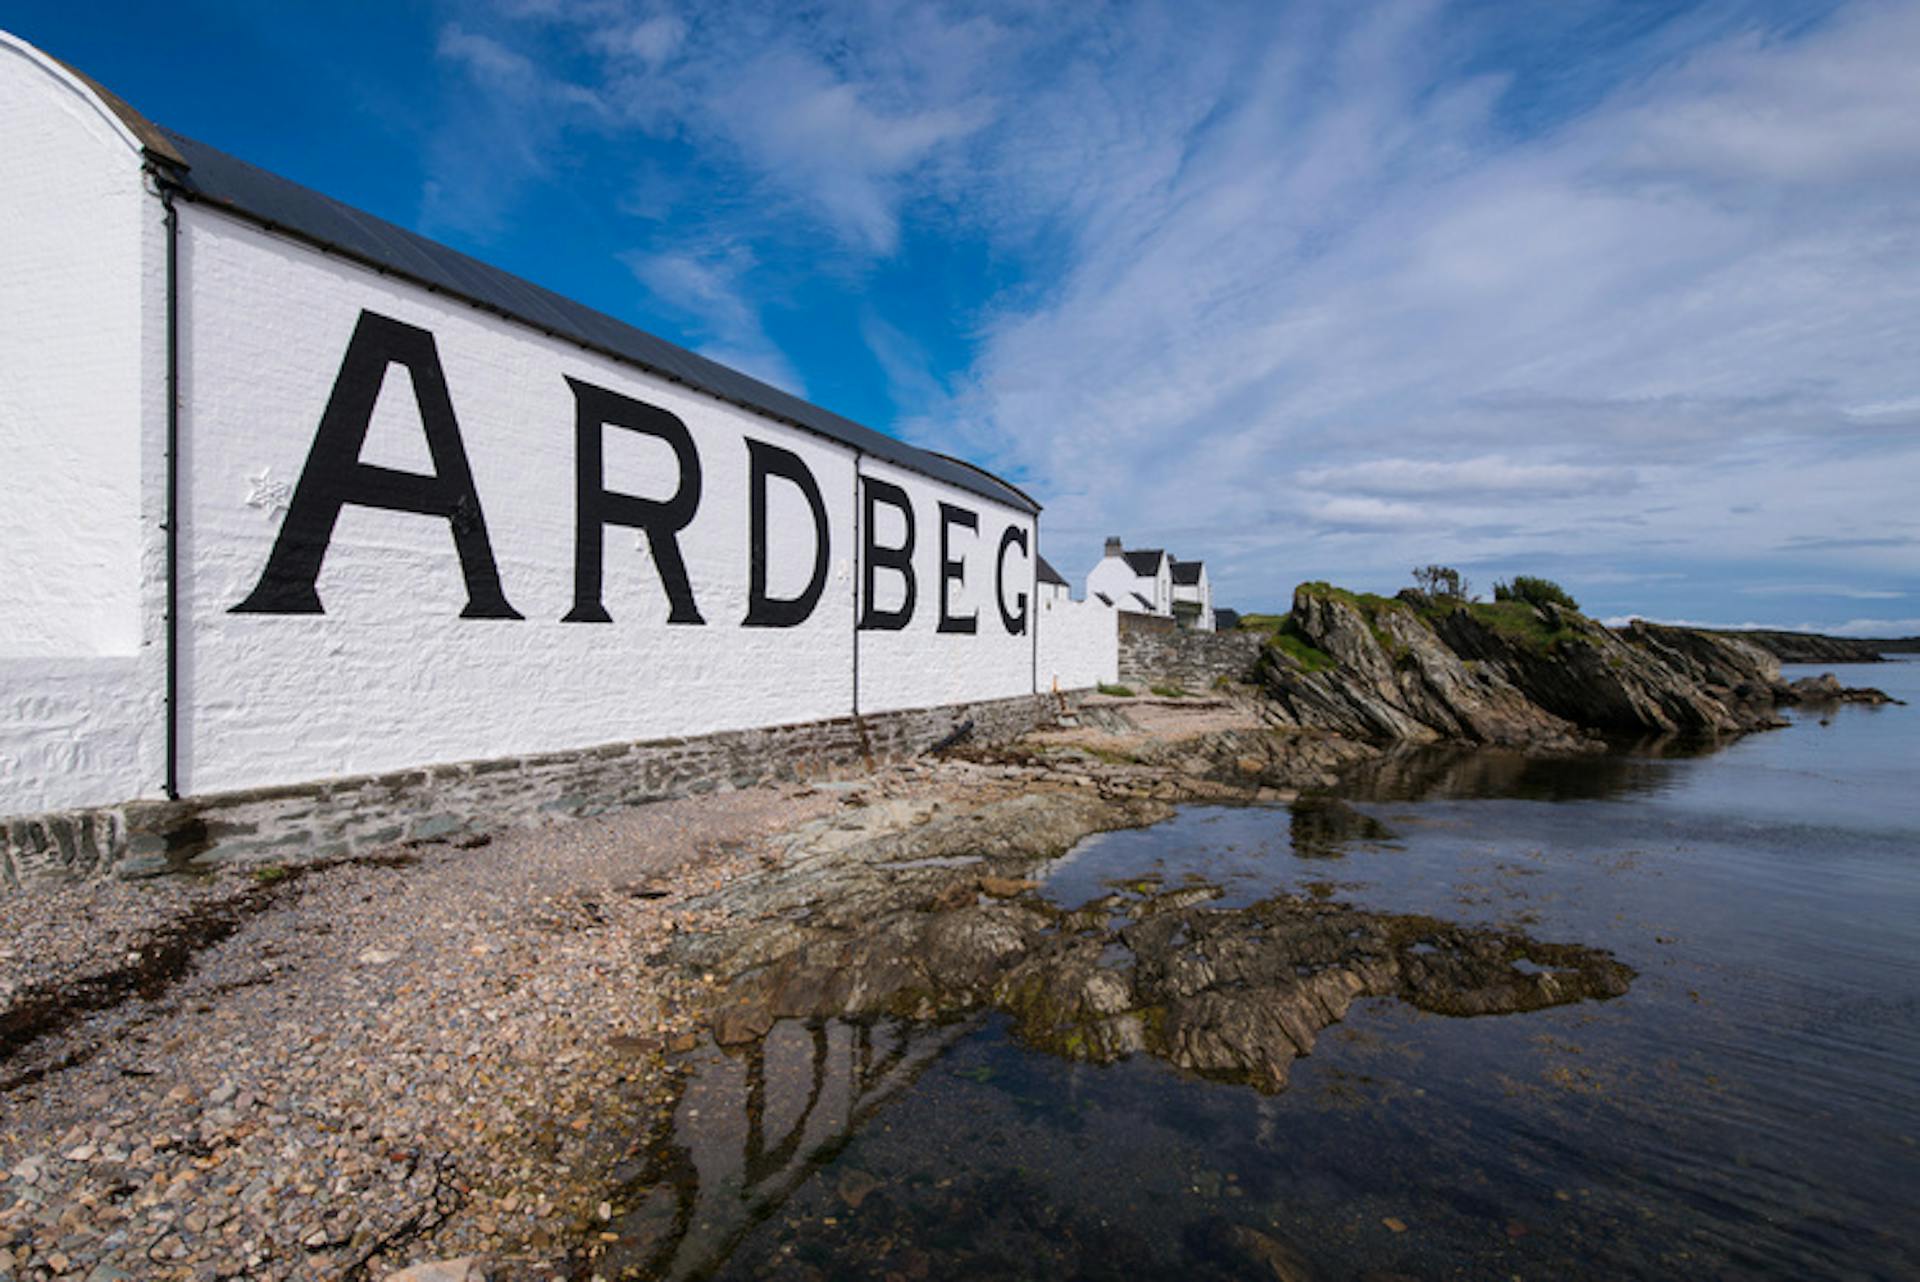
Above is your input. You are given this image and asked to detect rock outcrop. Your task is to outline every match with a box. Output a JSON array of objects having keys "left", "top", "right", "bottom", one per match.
[
  {"left": 1253, "top": 584, "right": 1838, "bottom": 745},
  {"left": 1781, "top": 673, "right": 1902, "bottom": 706},
  {"left": 667, "top": 785, "right": 1633, "bottom": 1095},
  {"left": 680, "top": 809, "right": 1631, "bottom": 1093},
  {"left": 1706, "top": 629, "right": 1892, "bottom": 663}
]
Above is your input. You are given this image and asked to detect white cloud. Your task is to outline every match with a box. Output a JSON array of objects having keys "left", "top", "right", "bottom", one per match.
[
  {"left": 420, "top": 1, "right": 1920, "bottom": 627},
  {"left": 1299, "top": 495, "right": 1433, "bottom": 530},
  {"left": 588, "top": 15, "right": 686, "bottom": 66},
  {"left": 1297, "top": 456, "right": 1635, "bottom": 498},
  {"left": 861, "top": 310, "right": 944, "bottom": 409},
  {"left": 702, "top": 52, "right": 989, "bottom": 255},
  {"left": 623, "top": 247, "right": 807, "bottom": 395},
  {"left": 423, "top": 23, "right": 607, "bottom": 235},
  {"left": 1738, "top": 584, "right": 1907, "bottom": 600},
  {"left": 916, "top": 1, "right": 1920, "bottom": 618}
]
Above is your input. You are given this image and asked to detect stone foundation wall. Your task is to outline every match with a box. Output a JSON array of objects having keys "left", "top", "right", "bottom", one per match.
[
  {"left": 1118, "top": 626, "right": 1265, "bottom": 691},
  {"left": 0, "top": 693, "right": 1072, "bottom": 891}
]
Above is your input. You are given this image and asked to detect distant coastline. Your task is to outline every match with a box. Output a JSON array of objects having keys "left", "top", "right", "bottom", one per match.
[{"left": 1703, "top": 629, "right": 1920, "bottom": 663}]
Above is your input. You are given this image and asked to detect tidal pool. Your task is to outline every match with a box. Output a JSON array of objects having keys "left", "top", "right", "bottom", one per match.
[{"left": 615, "top": 660, "right": 1920, "bottom": 1280}]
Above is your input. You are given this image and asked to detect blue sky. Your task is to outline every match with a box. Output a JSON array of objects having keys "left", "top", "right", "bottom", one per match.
[{"left": 12, "top": 0, "right": 1919, "bottom": 633}]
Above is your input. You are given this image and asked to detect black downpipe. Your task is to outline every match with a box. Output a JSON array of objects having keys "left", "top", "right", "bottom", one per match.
[
  {"left": 850, "top": 453, "right": 862, "bottom": 717},
  {"left": 160, "top": 185, "right": 181, "bottom": 800},
  {"left": 1031, "top": 517, "right": 1040, "bottom": 695}
]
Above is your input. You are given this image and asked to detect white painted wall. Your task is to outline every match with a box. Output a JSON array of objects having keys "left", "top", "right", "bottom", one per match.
[
  {"left": 0, "top": 29, "right": 1109, "bottom": 818},
  {"left": 178, "top": 210, "right": 872, "bottom": 793},
  {"left": 173, "top": 208, "right": 1043, "bottom": 793},
  {"left": 0, "top": 37, "right": 165, "bottom": 812},
  {"left": 1037, "top": 596, "right": 1117, "bottom": 691},
  {"left": 852, "top": 456, "right": 1036, "bottom": 715}
]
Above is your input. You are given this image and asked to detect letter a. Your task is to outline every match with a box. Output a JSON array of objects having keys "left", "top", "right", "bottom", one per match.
[{"left": 232, "top": 310, "right": 520, "bottom": 618}]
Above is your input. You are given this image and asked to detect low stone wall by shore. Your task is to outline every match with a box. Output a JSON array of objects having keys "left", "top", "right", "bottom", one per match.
[
  {"left": 1118, "top": 623, "right": 1264, "bottom": 690},
  {"left": 1, "top": 692, "right": 1074, "bottom": 890}
]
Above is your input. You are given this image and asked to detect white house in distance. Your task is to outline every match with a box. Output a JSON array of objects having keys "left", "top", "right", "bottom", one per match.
[
  {"left": 1085, "top": 538, "right": 1172, "bottom": 618},
  {"left": 1036, "top": 554, "right": 1072, "bottom": 605},
  {"left": 1085, "top": 538, "right": 1220, "bottom": 630},
  {"left": 1170, "top": 559, "right": 1214, "bottom": 632}
]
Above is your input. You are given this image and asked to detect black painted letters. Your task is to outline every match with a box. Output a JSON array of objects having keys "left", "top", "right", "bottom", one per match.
[
  {"left": 996, "top": 525, "right": 1029, "bottom": 636},
  {"left": 858, "top": 478, "right": 916, "bottom": 631},
  {"left": 236, "top": 316, "right": 1039, "bottom": 642},
  {"left": 744, "top": 440, "right": 830, "bottom": 627},
  {"left": 563, "top": 377, "right": 704, "bottom": 625},
  {"left": 233, "top": 310, "right": 520, "bottom": 618},
  {"left": 937, "top": 503, "right": 979, "bottom": 635}
]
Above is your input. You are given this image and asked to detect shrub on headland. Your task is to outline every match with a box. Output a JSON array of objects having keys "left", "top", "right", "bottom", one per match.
[
  {"left": 1411, "top": 565, "right": 1472, "bottom": 600},
  {"left": 1493, "top": 576, "right": 1580, "bottom": 612}
]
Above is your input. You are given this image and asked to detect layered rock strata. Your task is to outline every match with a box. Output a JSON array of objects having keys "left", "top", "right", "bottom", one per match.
[{"left": 1251, "top": 585, "right": 1877, "bottom": 746}]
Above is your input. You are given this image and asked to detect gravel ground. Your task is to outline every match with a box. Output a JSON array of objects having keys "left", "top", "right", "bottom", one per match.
[{"left": 0, "top": 775, "right": 910, "bottom": 1281}]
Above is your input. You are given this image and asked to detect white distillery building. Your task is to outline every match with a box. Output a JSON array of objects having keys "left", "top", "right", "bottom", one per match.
[
  {"left": 1170, "top": 559, "right": 1214, "bottom": 632},
  {"left": 0, "top": 30, "right": 1118, "bottom": 877},
  {"left": 1085, "top": 538, "right": 1172, "bottom": 618},
  {"left": 1035, "top": 555, "right": 1072, "bottom": 605},
  {"left": 1084, "top": 539, "right": 1217, "bottom": 631}
]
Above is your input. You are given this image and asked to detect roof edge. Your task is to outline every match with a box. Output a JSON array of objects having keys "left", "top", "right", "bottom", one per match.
[
  {"left": 144, "top": 125, "right": 1038, "bottom": 515},
  {"left": 1, "top": 31, "right": 186, "bottom": 168}
]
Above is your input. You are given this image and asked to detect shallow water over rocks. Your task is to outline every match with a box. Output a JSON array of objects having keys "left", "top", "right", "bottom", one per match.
[{"left": 614, "top": 661, "right": 1920, "bottom": 1280}]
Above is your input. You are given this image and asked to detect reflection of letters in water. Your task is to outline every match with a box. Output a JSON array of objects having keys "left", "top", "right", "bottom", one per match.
[
  {"left": 600, "top": 1019, "right": 971, "bottom": 1281},
  {"left": 232, "top": 309, "right": 1031, "bottom": 634}
]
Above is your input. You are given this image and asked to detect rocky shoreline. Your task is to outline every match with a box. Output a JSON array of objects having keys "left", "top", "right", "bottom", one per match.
[
  {"left": 0, "top": 690, "right": 1640, "bottom": 1282},
  {"left": 0, "top": 602, "right": 1894, "bottom": 1280}
]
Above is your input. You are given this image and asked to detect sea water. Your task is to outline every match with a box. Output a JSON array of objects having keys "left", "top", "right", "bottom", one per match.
[{"left": 664, "top": 660, "right": 1920, "bottom": 1280}]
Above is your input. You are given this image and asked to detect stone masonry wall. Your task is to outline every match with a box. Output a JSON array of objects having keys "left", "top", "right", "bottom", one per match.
[
  {"left": 1118, "top": 624, "right": 1265, "bottom": 691},
  {"left": 0, "top": 692, "right": 1071, "bottom": 891}
]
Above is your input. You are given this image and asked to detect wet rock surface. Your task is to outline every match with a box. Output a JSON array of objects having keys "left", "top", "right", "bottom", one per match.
[
  {"left": 1781, "top": 673, "right": 1904, "bottom": 706},
  {"left": 0, "top": 698, "right": 1377, "bottom": 1281},
  {"left": 671, "top": 816, "right": 1632, "bottom": 1096},
  {"left": 606, "top": 731, "right": 1635, "bottom": 1279}
]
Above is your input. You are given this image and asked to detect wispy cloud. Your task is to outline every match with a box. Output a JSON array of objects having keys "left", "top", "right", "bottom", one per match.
[
  {"left": 1297, "top": 457, "right": 1636, "bottom": 499},
  {"left": 921, "top": 0, "right": 1920, "bottom": 619},
  {"left": 415, "top": 0, "right": 1920, "bottom": 628},
  {"left": 622, "top": 244, "right": 807, "bottom": 394},
  {"left": 422, "top": 22, "right": 608, "bottom": 236},
  {"left": 1738, "top": 584, "right": 1907, "bottom": 600}
]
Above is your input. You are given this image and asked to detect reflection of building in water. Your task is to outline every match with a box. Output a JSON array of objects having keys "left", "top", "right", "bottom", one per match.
[{"left": 603, "top": 1018, "right": 973, "bottom": 1280}]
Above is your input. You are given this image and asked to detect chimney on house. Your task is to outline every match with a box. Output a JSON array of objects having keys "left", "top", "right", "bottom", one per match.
[{"left": 1104, "top": 536, "right": 1124, "bottom": 557}]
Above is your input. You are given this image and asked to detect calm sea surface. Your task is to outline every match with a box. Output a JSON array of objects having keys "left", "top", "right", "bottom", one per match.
[{"left": 675, "top": 660, "right": 1920, "bottom": 1280}]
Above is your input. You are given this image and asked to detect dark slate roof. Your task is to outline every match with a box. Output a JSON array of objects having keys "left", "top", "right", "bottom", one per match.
[
  {"left": 1035, "top": 554, "right": 1068, "bottom": 587},
  {"left": 1121, "top": 549, "right": 1166, "bottom": 576},
  {"left": 1094, "top": 592, "right": 1114, "bottom": 607},
  {"left": 137, "top": 129, "right": 1037, "bottom": 515},
  {"left": 1214, "top": 608, "right": 1243, "bottom": 630},
  {"left": 1130, "top": 592, "right": 1155, "bottom": 611},
  {"left": 1170, "top": 559, "right": 1204, "bottom": 586}
]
